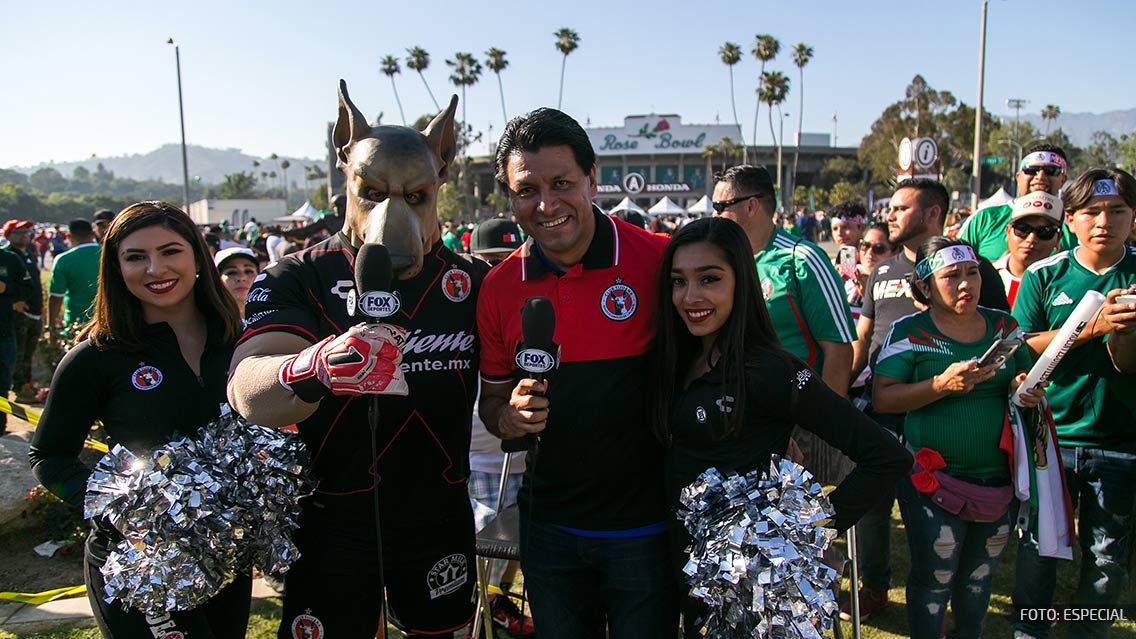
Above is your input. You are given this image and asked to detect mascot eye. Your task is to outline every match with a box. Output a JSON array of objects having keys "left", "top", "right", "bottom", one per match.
[
  {"left": 361, "top": 187, "right": 388, "bottom": 202},
  {"left": 405, "top": 192, "right": 423, "bottom": 205}
]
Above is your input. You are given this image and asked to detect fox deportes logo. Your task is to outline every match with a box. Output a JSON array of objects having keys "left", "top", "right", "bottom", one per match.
[
  {"left": 515, "top": 348, "right": 555, "bottom": 374},
  {"left": 356, "top": 290, "right": 400, "bottom": 318}
]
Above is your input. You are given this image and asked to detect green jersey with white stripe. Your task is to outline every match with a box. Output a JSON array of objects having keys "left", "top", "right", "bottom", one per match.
[
  {"left": 755, "top": 229, "right": 856, "bottom": 372},
  {"left": 1012, "top": 247, "right": 1136, "bottom": 448}
]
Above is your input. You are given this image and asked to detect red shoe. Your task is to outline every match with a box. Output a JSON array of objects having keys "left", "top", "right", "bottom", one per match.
[
  {"left": 838, "top": 587, "right": 889, "bottom": 621},
  {"left": 491, "top": 594, "right": 535, "bottom": 637}
]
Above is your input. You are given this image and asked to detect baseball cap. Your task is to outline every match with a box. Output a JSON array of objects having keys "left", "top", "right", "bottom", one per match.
[
  {"left": 1010, "top": 192, "right": 1063, "bottom": 224},
  {"left": 214, "top": 247, "right": 258, "bottom": 270},
  {"left": 1, "top": 220, "right": 34, "bottom": 235},
  {"left": 470, "top": 219, "right": 523, "bottom": 255},
  {"left": 93, "top": 209, "right": 115, "bottom": 223}
]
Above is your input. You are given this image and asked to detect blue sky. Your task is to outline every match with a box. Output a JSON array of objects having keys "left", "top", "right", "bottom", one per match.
[{"left": 2, "top": 0, "right": 1133, "bottom": 169}]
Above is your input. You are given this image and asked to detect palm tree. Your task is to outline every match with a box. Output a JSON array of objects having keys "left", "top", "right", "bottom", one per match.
[
  {"left": 719, "top": 42, "right": 743, "bottom": 161},
  {"left": 485, "top": 47, "right": 509, "bottom": 124},
  {"left": 702, "top": 136, "right": 746, "bottom": 174},
  {"left": 405, "top": 46, "right": 440, "bottom": 110},
  {"left": 446, "top": 52, "right": 483, "bottom": 128},
  {"left": 280, "top": 159, "right": 291, "bottom": 206},
  {"left": 750, "top": 35, "right": 781, "bottom": 148},
  {"left": 380, "top": 55, "right": 406, "bottom": 124},
  {"left": 554, "top": 28, "right": 580, "bottom": 110},
  {"left": 759, "top": 71, "right": 790, "bottom": 206},
  {"left": 1041, "top": 104, "right": 1061, "bottom": 136},
  {"left": 790, "top": 43, "right": 813, "bottom": 204}
]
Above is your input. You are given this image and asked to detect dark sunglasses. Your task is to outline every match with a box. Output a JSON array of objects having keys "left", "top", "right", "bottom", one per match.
[
  {"left": 1010, "top": 221, "right": 1059, "bottom": 240},
  {"left": 857, "top": 241, "right": 890, "bottom": 256},
  {"left": 1021, "top": 165, "right": 1063, "bottom": 177},
  {"left": 711, "top": 193, "right": 763, "bottom": 213}
]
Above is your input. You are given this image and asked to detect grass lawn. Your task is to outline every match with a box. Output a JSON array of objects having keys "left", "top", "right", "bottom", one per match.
[{"left": 3, "top": 503, "right": 1133, "bottom": 639}]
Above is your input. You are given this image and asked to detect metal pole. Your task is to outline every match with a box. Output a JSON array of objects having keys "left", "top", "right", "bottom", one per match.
[
  {"left": 1006, "top": 98, "right": 1027, "bottom": 170},
  {"left": 169, "top": 39, "right": 191, "bottom": 212},
  {"left": 970, "top": 0, "right": 988, "bottom": 210}
]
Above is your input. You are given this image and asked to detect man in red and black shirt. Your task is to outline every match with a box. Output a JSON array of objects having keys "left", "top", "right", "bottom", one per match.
[{"left": 477, "top": 108, "right": 675, "bottom": 639}]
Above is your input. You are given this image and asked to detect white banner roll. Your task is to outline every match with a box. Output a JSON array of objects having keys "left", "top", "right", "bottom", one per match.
[{"left": 1012, "top": 290, "right": 1107, "bottom": 406}]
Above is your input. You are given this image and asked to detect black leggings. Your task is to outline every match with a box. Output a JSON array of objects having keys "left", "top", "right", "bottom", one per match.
[{"left": 85, "top": 552, "right": 252, "bottom": 639}]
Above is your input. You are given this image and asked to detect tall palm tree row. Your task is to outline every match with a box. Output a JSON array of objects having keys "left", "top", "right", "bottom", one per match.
[
  {"left": 554, "top": 28, "right": 580, "bottom": 110},
  {"left": 380, "top": 55, "right": 407, "bottom": 125},
  {"left": 759, "top": 71, "right": 790, "bottom": 207},
  {"left": 719, "top": 42, "right": 744, "bottom": 162},
  {"left": 485, "top": 47, "right": 509, "bottom": 124},
  {"left": 405, "top": 46, "right": 440, "bottom": 111},
  {"left": 750, "top": 35, "right": 781, "bottom": 149},
  {"left": 790, "top": 43, "right": 814, "bottom": 203},
  {"left": 1041, "top": 104, "right": 1061, "bottom": 136}
]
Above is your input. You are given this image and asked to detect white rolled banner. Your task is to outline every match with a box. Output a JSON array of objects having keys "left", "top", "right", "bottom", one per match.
[{"left": 1012, "top": 290, "right": 1107, "bottom": 406}]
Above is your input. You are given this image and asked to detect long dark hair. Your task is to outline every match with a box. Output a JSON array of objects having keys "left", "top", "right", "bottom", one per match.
[
  {"left": 80, "top": 201, "right": 242, "bottom": 352},
  {"left": 649, "top": 217, "right": 783, "bottom": 441},
  {"left": 909, "top": 235, "right": 975, "bottom": 307}
]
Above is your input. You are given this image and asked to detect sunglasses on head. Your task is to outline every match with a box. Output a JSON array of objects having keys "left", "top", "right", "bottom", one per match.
[
  {"left": 1010, "top": 221, "right": 1059, "bottom": 240},
  {"left": 1021, "top": 165, "right": 1063, "bottom": 177},
  {"left": 858, "top": 241, "right": 890, "bottom": 255},
  {"left": 711, "top": 193, "right": 764, "bottom": 213}
]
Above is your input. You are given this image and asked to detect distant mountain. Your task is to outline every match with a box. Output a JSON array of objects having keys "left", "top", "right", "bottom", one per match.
[
  {"left": 13, "top": 144, "right": 324, "bottom": 185},
  {"left": 997, "top": 108, "right": 1136, "bottom": 147}
]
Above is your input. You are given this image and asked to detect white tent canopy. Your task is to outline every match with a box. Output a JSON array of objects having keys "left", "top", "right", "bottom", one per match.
[
  {"left": 977, "top": 187, "right": 1013, "bottom": 211},
  {"left": 291, "top": 201, "right": 320, "bottom": 219},
  {"left": 648, "top": 197, "right": 687, "bottom": 216},
  {"left": 686, "top": 195, "right": 714, "bottom": 216},
  {"left": 609, "top": 197, "right": 645, "bottom": 215}
]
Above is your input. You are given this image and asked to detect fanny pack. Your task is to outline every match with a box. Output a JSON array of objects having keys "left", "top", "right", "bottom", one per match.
[{"left": 910, "top": 448, "right": 1013, "bottom": 523}]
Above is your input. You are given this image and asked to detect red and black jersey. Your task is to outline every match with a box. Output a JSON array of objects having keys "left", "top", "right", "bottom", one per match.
[
  {"left": 239, "top": 233, "right": 487, "bottom": 529},
  {"left": 477, "top": 207, "right": 669, "bottom": 530}
]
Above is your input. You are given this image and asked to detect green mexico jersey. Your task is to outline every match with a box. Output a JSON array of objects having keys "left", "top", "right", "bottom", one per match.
[
  {"left": 48, "top": 243, "right": 100, "bottom": 326},
  {"left": 755, "top": 229, "right": 855, "bottom": 372},
  {"left": 875, "top": 307, "right": 1029, "bottom": 479},
  {"left": 1012, "top": 247, "right": 1136, "bottom": 448},
  {"left": 959, "top": 202, "right": 1077, "bottom": 262}
]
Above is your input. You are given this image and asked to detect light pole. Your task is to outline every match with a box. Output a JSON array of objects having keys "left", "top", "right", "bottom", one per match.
[
  {"left": 167, "top": 38, "right": 191, "bottom": 212},
  {"left": 971, "top": 0, "right": 988, "bottom": 210},
  {"left": 1006, "top": 98, "right": 1028, "bottom": 169}
]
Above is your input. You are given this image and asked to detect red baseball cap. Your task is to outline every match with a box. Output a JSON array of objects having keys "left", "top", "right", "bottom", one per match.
[{"left": 1, "top": 220, "right": 34, "bottom": 235}]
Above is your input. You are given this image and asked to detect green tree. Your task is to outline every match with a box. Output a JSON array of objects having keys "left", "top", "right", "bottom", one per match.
[
  {"left": 0, "top": 169, "right": 28, "bottom": 187},
  {"left": 1118, "top": 132, "right": 1136, "bottom": 172},
  {"left": 485, "top": 47, "right": 509, "bottom": 124},
  {"left": 719, "top": 42, "right": 743, "bottom": 158},
  {"left": 825, "top": 181, "right": 868, "bottom": 208},
  {"left": 380, "top": 55, "right": 406, "bottom": 125},
  {"left": 790, "top": 43, "right": 814, "bottom": 204},
  {"left": 220, "top": 172, "right": 258, "bottom": 199},
  {"left": 554, "top": 28, "right": 580, "bottom": 109},
  {"left": 406, "top": 46, "right": 440, "bottom": 110},
  {"left": 1041, "top": 104, "right": 1061, "bottom": 136},
  {"left": 435, "top": 182, "right": 461, "bottom": 222},
  {"left": 702, "top": 136, "right": 746, "bottom": 174},
  {"left": 750, "top": 34, "right": 780, "bottom": 148},
  {"left": 758, "top": 70, "right": 790, "bottom": 205},
  {"left": 1086, "top": 131, "right": 1120, "bottom": 167}
]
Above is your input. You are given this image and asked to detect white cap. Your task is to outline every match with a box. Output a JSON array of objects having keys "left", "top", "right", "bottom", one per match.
[
  {"left": 1010, "top": 192, "right": 1063, "bottom": 224},
  {"left": 214, "top": 247, "right": 258, "bottom": 269}
]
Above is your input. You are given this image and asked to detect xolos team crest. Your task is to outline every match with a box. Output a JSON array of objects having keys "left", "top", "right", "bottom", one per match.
[
  {"left": 131, "top": 364, "right": 163, "bottom": 390},
  {"left": 600, "top": 277, "right": 637, "bottom": 321},
  {"left": 441, "top": 268, "right": 472, "bottom": 302}
]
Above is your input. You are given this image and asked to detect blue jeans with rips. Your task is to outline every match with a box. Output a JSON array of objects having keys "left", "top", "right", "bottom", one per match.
[
  {"left": 519, "top": 519, "right": 676, "bottom": 639},
  {"left": 897, "top": 475, "right": 1012, "bottom": 639},
  {"left": 1012, "top": 444, "right": 1136, "bottom": 639}
]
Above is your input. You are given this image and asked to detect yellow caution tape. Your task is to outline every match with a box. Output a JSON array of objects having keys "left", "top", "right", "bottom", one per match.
[
  {"left": 0, "top": 396, "right": 108, "bottom": 452},
  {"left": 0, "top": 584, "right": 86, "bottom": 605}
]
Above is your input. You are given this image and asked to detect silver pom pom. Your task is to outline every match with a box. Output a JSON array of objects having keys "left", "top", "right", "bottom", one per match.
[
  {"left": 84, "top": 411, "right": 316, "bottom": 614},
  {"left": 678, "top": 457, "right": 839, "bottom": 638}
]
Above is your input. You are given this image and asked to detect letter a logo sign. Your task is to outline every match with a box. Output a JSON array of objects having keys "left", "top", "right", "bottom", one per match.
[{"left": 622, "top": 172, "right": 645, "bottom": 195}]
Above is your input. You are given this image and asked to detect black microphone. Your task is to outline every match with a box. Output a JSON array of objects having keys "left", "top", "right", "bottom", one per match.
[
  {"left": 503, "top": 296, "right": 558, "bottom": 453},
  {"left": 352, "top": 244, "right": 399, "bottom": 321}
]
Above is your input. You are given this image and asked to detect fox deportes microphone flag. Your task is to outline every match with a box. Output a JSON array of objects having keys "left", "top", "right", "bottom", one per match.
[
  {"left": 503, "top": 297, "right": 558, "bottom": 453},
  {"left": 350, "top": 244, "right": 399, "bottom": 320}
]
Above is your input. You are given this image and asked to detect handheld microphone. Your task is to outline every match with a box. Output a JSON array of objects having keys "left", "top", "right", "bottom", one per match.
[
  {"left": 503, "top": 296, "right": 558, "bottom": 453},
  {"left": 351, "top": 244, "right": 400, "bottom": 321}
]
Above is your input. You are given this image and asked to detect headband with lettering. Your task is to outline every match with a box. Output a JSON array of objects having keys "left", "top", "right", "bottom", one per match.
[
  {"left": 1019, "top": 151, "right": 1068, "bottom": 173},
  {"left": 832, "top": 213, "right": 866, "bottom": 224},
  {"left": 1092, "top": 179, "right": 1120, "bottom": 197},
  {"left": 915, "top": 244, "right": 978, "bottom": 281}
]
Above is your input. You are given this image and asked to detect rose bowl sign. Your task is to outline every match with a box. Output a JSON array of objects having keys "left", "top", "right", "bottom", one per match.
[{"left": 588, "top": 115, "right": 741, "bottom": 157}]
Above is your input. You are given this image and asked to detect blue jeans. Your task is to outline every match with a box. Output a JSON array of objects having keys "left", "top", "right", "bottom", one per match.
[
  {"left": 520, "top": 519, "right": 676, "bottom": 639},
  {"left": 1012, "top": 445, "right": 1136, "bottom": 639},
  {"left": 897, "top": 475, "right": 1012, "bottom": 639}
]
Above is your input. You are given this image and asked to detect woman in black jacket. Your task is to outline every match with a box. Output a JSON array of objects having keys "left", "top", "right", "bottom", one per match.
[
  {"left": 30, "top": 201, "right": 247, "bottom": 638},
  {"left": 649, "top": 217, "right": 912, "bottom": 637}
]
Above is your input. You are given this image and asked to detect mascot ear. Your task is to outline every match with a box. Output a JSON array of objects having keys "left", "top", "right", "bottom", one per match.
[
  {"left": 422, "top": 94, "right": 458, "bottom": 181},
  {"left": 332, "top": 79, "right": 372, "bottom": 171}
]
